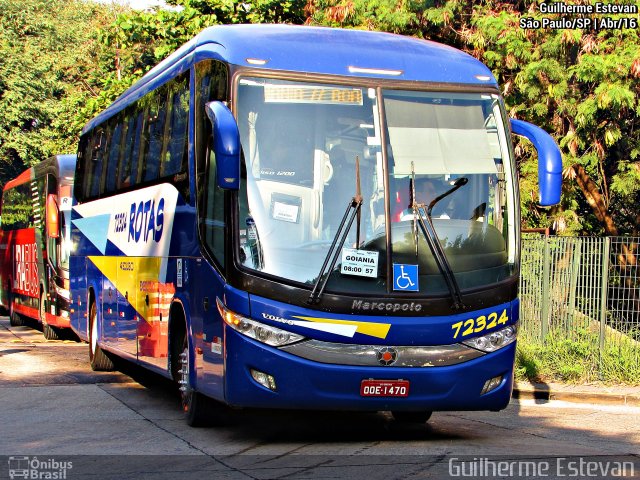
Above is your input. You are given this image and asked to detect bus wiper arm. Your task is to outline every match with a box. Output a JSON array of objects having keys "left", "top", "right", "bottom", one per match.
[
  {"left": 307, "top": 196, "right": 362, "bottom": 305},
  {"left": 413, "top": 177, "right": 468, "bottom": 310},
  {"left": 308, "top": 157, "right": 363, "bottom": 305}
]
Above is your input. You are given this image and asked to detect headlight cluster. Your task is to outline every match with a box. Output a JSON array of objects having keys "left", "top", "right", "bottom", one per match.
[
  {"left": 462, "top": 325, "right": 516, "bottom": 352},
  {"left": 216, "top": 298, "right": 305, "bottom": 347}
]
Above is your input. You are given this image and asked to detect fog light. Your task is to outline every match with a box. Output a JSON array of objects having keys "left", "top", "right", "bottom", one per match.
[
  {"left": 481, "top": 375, "right": 503, "bottom": 395},
  {"left": 250, "top": 369, "right": 277, "bottom": 391},
  {"left": 61, "top": 310, "right": 69, "bottom": 318}
]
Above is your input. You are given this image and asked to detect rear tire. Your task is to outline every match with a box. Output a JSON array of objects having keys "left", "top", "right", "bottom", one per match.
[
  {"left": 9, "top": 292, "right": 22, "bottom": 327},
  {"left": 391, "top": 411, "right": 432, "bottom": 424},
  {"left": 9, "top": 295, "right": 24, "bottom": 327},
  {"left": 9, "top": 310, "right": 22, "bottom": 327},
  {"left": 88, "top": 300, "right": 114, "bottom": 371},
  {"left": 43, "top": 323, "right": 61, "bottom": 340},
  {"left": 40, "top": 292, "right": 60, "bottom": 340}
]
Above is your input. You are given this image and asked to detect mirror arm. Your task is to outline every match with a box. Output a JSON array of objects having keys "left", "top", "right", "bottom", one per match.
[
  {"left": 510, "top": 118, "right": 562, "bottom": 207},
  {"left": 205, "top": 101, "right": 241, "bottom": 190}
]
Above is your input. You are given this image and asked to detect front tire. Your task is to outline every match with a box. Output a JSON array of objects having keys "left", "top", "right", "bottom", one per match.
[
  {"left": 174, "top": 332, "right": 223, "bottom": 427},
  {"left": 88, "top": 301, "right": 114, "bottom": 371}
]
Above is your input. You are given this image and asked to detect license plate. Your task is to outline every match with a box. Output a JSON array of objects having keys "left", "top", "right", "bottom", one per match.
[{"left": 360, "top": 379, "right": 410, "bottom": 397}]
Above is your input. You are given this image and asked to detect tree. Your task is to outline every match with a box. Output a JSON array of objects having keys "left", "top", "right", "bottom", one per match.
[
  {"left": 88, "top": 0, "right": 307, "bottom": 123},
  {"left": 307, "top": 0, "right": 640, "bottom": 239},
  {"left": 0, "top": 0, "right": 121, "bottom": 186}
]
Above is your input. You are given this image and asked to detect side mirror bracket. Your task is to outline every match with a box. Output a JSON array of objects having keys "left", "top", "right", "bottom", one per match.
[
  {"left": 205, "top": 101, "right": 241, "bottom": 190},
  {"left": 510, "top": 119, "right": 562, "bottom": 207}
]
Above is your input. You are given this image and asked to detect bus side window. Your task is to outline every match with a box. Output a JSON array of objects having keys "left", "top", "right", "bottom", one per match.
[
  {"left": 134, "top": 108, "right": 150, "bottom": 185},
  {"left": 105, "top": 122, "right": 123, "bottom": 194},
  {"left": 2, "top": 183, "right": 33, "bottom": 230},
  {"left": 162, "top": 74, "right": 189, "bottom": 179},
  {"left": 196, "top": 59, "right": 228, "bottom": 269},
  {"left": 144, "top": 97, "right": 167, "bottom": 183},
  {"left": 87, "top": 128, "right": 107, "bottom": 199},
  {"left": 118, "top": 113, "right": 136, "bottom": 188},
  {"left": 125, "top": 110, "right": 145, "bottom": 188},
  {"left": 202, "top": 145, "right": 226, "bottom": 267}
]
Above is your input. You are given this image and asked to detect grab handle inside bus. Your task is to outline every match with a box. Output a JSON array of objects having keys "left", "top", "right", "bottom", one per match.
[
  {"left": 510, "top": 118, "right": 562, "bottom": 207},
  {"left": 205, "top": 101, "right": 241, "bottom": 190},
  {"left": 46, "top": 193, "right": 59, "bottom": 239}
]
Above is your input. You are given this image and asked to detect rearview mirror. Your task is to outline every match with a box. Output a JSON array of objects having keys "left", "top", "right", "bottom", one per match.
[
  {"left": 510, "top": 119, "right": 562, "bottom": 207},
  {"left": 205, "top": 101, "right": 240, "bottom": 190},
  {"left": 46, "top": 193, "right": 59, "bottom": 238}
]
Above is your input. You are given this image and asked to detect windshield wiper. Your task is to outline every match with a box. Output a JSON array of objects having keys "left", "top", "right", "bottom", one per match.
[
  {"left": 308, "top": 157, "right": 363, "bottom": 305},
  {"left": 410, "top": 169, "right": 467, "bottom": 310}
]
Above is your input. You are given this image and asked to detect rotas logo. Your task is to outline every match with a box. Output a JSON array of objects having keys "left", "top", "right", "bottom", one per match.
[{"left": 128, "top": 198, "right": 164, "bottom": 243}]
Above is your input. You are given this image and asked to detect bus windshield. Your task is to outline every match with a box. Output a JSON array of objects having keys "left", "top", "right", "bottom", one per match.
[{"left": 234, "top": 77, "right": 517, "bottom": 296}]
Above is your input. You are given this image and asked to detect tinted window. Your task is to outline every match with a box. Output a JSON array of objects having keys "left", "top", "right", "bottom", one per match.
[
  {"left": 88, "top": 129, "right": 107, "bottom": 198},
  {"left": 162, "top": 75, "right": 189, "bottom": 177},
  {"left": 128, "top": 110, "right": 145, "bottom": 187},
  {"left": 1, "top": 182, "right": 34, "bottom": 230},
  {"left": 105, "top": 122, "right": 123, "bottom": 194},
  {"left": 76, "top": 71, "right": 192, "bottom": 202},
  {"left": 144, "top": 98, "right": 168, "bottom": 182},
  {"left": 196, "top": 60, "right": 228, "bottom": 267}
]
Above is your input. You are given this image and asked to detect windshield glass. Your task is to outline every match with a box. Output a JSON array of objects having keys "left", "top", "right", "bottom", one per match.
[
  {"left": 384, "top": 90, "right": 516, "bottom": 294},
  {"left": 235, "top": 77, "right": 516, "bottom": 295}
]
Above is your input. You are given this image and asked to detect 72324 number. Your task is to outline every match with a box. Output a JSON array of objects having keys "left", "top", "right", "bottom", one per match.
[{"left": 451, "top": 309, "right": 509, "bottom": 339}]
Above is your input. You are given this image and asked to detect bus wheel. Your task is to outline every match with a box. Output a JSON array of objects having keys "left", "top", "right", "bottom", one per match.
[
  {"left": 9, "top": 309, "right": 23, "bottom": 327},
  {"left": 9, "top": 293, "right": 22, "bottom": 327},
  {"left": 391, "top": 411, "right": 432, "bottom": 424},
  {"left": 41, "top": 292, "right": 60, "bottom": 341},
  {"left": 9, "top": 311, "right": 22, "bottom": 327},
  {"left": 88, "top": 301, "right": 114, "bottom": 371},
  {"left": 176, "top": 333, "right": 216, "bottom": 427}
]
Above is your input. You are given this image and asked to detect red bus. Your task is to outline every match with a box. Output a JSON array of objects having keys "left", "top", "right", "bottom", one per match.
[{"left": 0, "top": 154, "right": 76, "bottom": 339}]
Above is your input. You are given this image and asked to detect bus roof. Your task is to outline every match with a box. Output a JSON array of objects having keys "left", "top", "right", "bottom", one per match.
[
  {"left": 2, "top": 154, "right": 76, "bottom": 192},
  {"left": 83, "top": 24, "right": 497, "bottom": 135}
]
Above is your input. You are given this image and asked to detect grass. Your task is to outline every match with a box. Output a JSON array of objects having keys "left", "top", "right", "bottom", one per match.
[{"left": 515, "top": 327, "right": 640, "bottom": 385}]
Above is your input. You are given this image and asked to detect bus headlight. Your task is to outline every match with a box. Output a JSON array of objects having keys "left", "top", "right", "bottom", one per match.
[
  {"left": 216, "top": 298, "right": 305, "bottom": 347},
  {"left": 461, "top": 325, "right": 516, "bottom": 353}
]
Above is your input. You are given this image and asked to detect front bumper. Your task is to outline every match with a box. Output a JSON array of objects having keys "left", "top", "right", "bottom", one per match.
[{"left": 223, "top": 327, "right": 515, "bottom": 412}]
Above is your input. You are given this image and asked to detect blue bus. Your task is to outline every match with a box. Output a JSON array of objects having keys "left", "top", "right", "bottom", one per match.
[{"left": 70, "top": 24, "right": 561, "bottom": 425}]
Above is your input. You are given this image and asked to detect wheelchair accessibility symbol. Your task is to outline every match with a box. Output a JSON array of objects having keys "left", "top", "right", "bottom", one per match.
[{"left": 393, "top": 264, "right": 419, "bottom": 291}]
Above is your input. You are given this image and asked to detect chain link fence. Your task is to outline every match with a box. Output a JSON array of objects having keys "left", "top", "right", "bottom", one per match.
[{"left": 519, "top": 236, "right": 640, "bottom": 379}]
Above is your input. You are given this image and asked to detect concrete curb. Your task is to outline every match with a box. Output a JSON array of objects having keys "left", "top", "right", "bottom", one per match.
[{"left": 513, "top": 382, "right": 640, "bottom": 407}]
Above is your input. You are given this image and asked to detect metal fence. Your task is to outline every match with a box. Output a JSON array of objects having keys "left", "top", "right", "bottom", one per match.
[{"left": 519, "top": 236, "right": 640, "bottom": 374}]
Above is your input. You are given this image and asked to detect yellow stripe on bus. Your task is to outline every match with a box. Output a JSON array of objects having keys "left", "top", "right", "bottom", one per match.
[{"left": 292, "top": 316, "right": 391, "bottom": 339}]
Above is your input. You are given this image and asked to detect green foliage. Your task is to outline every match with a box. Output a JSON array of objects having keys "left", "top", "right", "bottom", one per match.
[
  {"left": 86, "top": 0, "right": 307, "bottom": 131},
  {"left": 516, "top": 328, "right": 640, "bottom": 385},
  {"left": 0, "top": 0, "right": 119, "bottom": 186},
  {"left": 3, "top": 0, "right": 638, "bottom": 237},
  {"left": 306, "top": 0, "right": 640, "bottom": 236}
]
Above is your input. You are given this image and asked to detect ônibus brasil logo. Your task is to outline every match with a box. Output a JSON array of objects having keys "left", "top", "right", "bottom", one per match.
[{"left": 8, "top": 456, "right": 72, "bottom": 479}]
